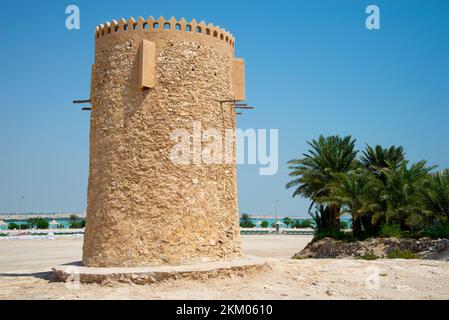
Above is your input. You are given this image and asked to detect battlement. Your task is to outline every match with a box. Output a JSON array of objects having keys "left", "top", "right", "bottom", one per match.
[{"left": 95, "top": 16, "right": 235, "bottom": 48}]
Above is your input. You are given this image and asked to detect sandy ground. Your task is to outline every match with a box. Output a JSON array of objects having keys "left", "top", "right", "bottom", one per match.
[{"left": 1, "top": 235, "right": 449, "bottom": 300}]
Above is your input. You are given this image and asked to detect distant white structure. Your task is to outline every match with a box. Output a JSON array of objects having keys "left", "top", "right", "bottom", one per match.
[{"left": 49, "top": 220, "right": 60, "bottom": 230}]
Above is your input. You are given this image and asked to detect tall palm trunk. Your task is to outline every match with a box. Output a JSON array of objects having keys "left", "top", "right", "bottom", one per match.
[
  {"left": 329, "top": 204, "right": 341, "bottom": 232},
  {"left": 352, "top": 217, "right": 363, "bottom": 239}
]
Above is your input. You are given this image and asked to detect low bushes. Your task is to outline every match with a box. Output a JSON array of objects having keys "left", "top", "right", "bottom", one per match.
[
  {"left": 294, "top": 219, "right": 314, "bottom": 229},
  {"left": 69, "top": 220, "right": 85, "bottom": 229},
  {"left": 8, "top": 223, "right": 30, "bottom": 230},
  {"left": 260, "top": 221, "right": 269, "bottom": 228},
  {"left": 313, "top": 230, "right": 357, "bottom": 243},
  {"left": 423, "top": 223, "right": 449, "bottom": 239},
  {"left": 386, "top": 249, "right": 417, "bottom": 259},
  {"left": 27, "top": 218, "right": 49, "bottom": 230},
  {"left": 379, "top": 224, "right": 402, "bottom": 238},
  {"left": 240, "top": 213, "right": 255, "bottom": 228}
]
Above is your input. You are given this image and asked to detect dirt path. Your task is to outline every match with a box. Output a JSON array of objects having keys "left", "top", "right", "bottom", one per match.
[
  {"left": 0, "top": 235, "right": 312, "bottom": 273},
  {"left": 1, "top": 235, "right": 449, "bottom": 300}
]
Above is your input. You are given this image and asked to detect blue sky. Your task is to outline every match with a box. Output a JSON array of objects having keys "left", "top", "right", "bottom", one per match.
[{"left": 0, "top": 0, "right": 448, "bottom": 217}]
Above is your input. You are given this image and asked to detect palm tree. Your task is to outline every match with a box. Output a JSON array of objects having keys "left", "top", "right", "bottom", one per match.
[
  {"left": 381, "top": 160, "right": 435, "bottom": 232},
  {"left": 69, "top": 214, "right": 79, "bottom": 224},
  {"left": 283, "top": 217, "right": 293, "bottom": 228},
  {"left": 421, "top": 169, "right": 449, "bottom": 224},
  {"left": 360, "top": 144, "right": 406, "bottom": 234},
  {"left": 361, "top": 145, "right": 405, "bottom": 175},
  {"left": 286, "top": 135, "right": 358, "bottom": 231},
  {"left": 309, "top": 204, "right": 329, "bottom": 231},
  {"left": 240, "top": 213, "right": 255, "bottom": 228},
  {"left": 324, "top": 169, "right": 381, "bottom": 239}
]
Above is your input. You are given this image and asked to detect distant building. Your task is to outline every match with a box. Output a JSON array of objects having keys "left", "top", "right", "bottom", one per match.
[{"left": 49, "top": 220, "right": 61, "bottom": 229}]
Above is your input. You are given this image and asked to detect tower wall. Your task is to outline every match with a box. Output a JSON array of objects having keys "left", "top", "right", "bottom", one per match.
[{"left": 83, "top": 16, "right": 243, "bottom": 267}]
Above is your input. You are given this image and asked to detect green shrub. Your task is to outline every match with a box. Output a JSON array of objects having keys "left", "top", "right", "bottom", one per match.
[
  {"left": 283, "top": 217, "right": 293, "bottom": 227},
  {"left": 339, "top": 220, "right": 349, "bottom": 230},
  {"left": 379, "top": 224, "right": 402, "bottom": 238},
  {"left": 313, "top": 230, "right": 356, "bottom": 243},
  {"left": 8, "top": 223, "right": 20, "bottom": 230},
  {"left": 27, "top": 218, "right": 49, "bottom": 229},
  {"left": 9, "top": 223, "right": 30, "bottom": 230},
  {"left": 423, "top": 223, "right": 449, "bottom": 239},
  {"left": 359, "top": 252, "right": 380, "bottom": 260},
  {"left": 260, "top": 221, "right": 269, "bottom": 228},
  {"left": 240, "top": 214, "right": 255, "bottom": 228},
  {"left": 386, "top": 249, "right": 417, "bottom": 259},
  {"left": 69, "top": 219, "right": 86, "bottom": 229},
  {"left": 301, "top": 220, "right": 313, "bottom": 228},
  {"left": 294, "top": 219, "right": 313, "bottom": 229},
  {"left": 69, "top": 222, "right": 79, "bottom": 229}
]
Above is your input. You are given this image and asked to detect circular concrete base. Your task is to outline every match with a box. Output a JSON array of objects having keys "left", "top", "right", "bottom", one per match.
[{"left": 52, "top": 256, "right": 270, "bottom": 285}]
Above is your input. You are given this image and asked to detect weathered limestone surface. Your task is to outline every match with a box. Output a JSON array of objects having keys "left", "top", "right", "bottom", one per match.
[
  {"left": 54, "top": 257, "right": 270, "bottom": 285},
  {"left": 83, "top": 17, "right": 243, "bottom": 267}
]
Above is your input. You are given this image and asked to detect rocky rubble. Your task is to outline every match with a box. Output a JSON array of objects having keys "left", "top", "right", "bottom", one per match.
[{"left": 292, "top": 237, "right": 449, "bottom": 260}]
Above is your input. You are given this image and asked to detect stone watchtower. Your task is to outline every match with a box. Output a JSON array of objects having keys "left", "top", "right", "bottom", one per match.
[{"left": 83, "top": 16, "right": 246, "bottom": 267}]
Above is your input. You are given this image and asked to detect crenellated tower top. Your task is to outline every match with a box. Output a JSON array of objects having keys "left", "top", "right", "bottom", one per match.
[{"left": 95, "top": 16, "right": 235, "bottom": 48}]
